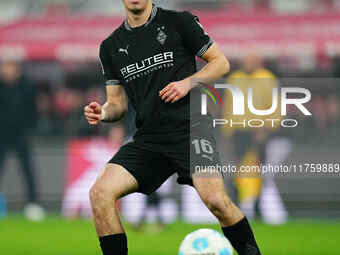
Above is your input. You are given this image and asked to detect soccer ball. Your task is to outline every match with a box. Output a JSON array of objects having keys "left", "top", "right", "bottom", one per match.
[{"left": 178, "top": 228, "right": 233, "bottom": 255}]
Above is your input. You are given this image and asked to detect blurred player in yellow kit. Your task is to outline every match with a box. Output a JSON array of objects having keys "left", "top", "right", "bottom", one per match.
[{"left": 222, "top": 53, "right": 290, "bottom": 224}]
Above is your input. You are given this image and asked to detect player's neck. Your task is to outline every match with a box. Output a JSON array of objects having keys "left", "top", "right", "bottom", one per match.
[{"left": 126, "top": 3, "right": 153, "bottom": 28}]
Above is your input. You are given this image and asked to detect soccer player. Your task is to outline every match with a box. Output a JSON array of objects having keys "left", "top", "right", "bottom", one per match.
[{"left": 84, "top": 1, "right": 262, "bottom": 254}]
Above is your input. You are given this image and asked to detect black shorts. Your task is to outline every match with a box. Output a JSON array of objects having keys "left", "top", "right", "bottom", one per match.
[{"left": 109, "top": 119, "right": 221, "bottom": 195}]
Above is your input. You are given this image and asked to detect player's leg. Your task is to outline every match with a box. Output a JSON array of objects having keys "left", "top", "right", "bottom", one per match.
[
  {"left": 168, "top": 140, "right": 261, "bottom": 254},
  {"left": 193, "top": 176, "right": 261, "bottom": 255},
  {"left": 89, "top": 163, "right": 138, "bottom": 255},
  {"left": 193, "top": 176, "right": 243, "bottom": 226},
  {"left": 188, "top": 122, "right": 261, "bottom": 254},
  {"left": 90, "top": 141, "right": 174, "bottom": 255}
]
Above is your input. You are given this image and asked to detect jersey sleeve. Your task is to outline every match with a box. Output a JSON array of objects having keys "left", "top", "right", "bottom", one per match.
[
  {"left": 99, "top": 42, "right": 122, "bottom": 86},
  {"left": 175, "top": 11, "right": 213, "bottom": 57}
]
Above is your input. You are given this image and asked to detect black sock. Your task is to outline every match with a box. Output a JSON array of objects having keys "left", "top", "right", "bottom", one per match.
[
  {"left": 222, "top": 217, "right": 261, "bottom": 255},
  {"left": 99, "top": 233, "right": 128, "bottom": 255}
]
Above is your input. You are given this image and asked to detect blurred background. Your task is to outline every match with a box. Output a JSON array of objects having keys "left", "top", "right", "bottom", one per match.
[{"left": 0, "top": 0, "right": 340, "bottom": 254}]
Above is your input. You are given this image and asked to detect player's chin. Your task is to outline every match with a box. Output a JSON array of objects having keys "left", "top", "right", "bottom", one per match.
[{"left": 128, "top": 7, "right": 143, "bottom": 14}]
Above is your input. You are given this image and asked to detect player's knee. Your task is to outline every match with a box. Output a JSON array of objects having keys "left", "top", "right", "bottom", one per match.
[
  {"left": 89, "top": 184, "right": 103, "bottom": 205},
  {"left": 89, "top": 183, "right": 116, "bottom": 208}
]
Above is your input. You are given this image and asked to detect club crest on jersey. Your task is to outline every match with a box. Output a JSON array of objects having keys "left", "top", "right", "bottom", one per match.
[
  {"left": 118, "top": 45, "right": 129, "bottom": 56},
  {"left": 157, "top": 26, "right": 167, "bottom": 45}
]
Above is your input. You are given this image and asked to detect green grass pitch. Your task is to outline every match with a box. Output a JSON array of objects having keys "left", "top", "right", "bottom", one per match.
[{"left": 1, "top": 216, "right": 339, "bottom": 255}]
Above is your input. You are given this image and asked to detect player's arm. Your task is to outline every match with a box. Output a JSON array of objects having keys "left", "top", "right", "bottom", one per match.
[
  {"left": 84, "top": 41, "right": 128, "bottom": 125},
  {"left": 189, "top": 42, "right": 230, "bottom": 86},
  {"left": 160, "top": 43, "right": 229, "bottom": 103},
  {"left": 160, "top": 12, "right": 229, "bottom": 103},
  {"left": 84, "top": 85, "right": 128, "bottom": 125}
]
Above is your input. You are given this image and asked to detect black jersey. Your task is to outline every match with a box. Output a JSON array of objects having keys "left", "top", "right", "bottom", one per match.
[{"left": 99, "top": 5, "right": 213, "bottom": 142}]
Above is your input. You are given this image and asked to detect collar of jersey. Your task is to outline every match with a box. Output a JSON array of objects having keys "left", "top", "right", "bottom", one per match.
[{"left": 124, "top": 4, "right": 158, "bottom": 31}]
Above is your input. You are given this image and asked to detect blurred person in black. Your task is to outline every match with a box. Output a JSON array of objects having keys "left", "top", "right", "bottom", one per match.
[{"left": 0, "top": 59, "right": 45, "bottom": 221}]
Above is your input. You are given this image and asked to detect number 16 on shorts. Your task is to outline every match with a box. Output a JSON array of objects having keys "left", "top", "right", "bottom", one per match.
[{"left": 191, "top": 138, "right": 215, "bottom": 162}]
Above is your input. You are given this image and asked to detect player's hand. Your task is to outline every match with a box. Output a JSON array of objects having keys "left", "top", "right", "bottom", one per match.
[
  {"left": 84, "top": 102, "right": 102, "bottom": 125},
  {"left": 159, "top": 79, "right": 191, "bottom": 103}
]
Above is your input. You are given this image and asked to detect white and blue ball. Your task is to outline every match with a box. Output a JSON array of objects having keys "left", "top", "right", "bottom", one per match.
[{"left": 178, "top": 228, "right": 233, "bottom": 255}]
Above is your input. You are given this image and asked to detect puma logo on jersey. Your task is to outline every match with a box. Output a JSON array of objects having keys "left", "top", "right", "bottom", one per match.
[
  {"left": 118, "top": 45, "right": 129, "bottom": 55},
  {"left": 202, "top": 154, "right": 213, "bottom": 161}
]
